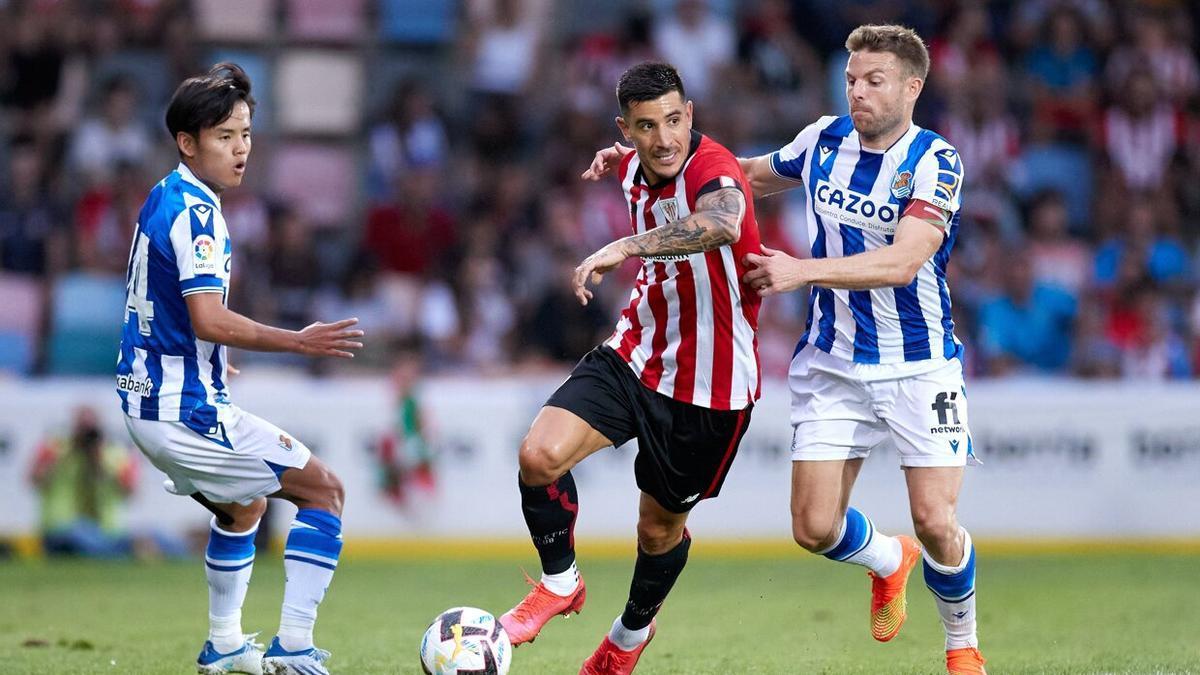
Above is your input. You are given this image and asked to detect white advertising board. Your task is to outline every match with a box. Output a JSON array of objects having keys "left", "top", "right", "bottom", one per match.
[{"left": 0, "top": 376, "right": 1196, "bottom": 540}]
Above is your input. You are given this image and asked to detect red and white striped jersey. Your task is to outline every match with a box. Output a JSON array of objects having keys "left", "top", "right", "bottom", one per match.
[{"left": 604, "top": 130, "right": 762, "bottom": 410}]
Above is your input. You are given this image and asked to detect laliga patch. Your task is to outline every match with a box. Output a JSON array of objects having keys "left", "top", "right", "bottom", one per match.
[
  {"left": 651, "top": 197, "right": 681, "bottom": 224},
  {"left": 890, "top": 170, "right": 913, "bottom": 199},
  {"left": 193, "top": 234, "right": 218, "bottom": 274}
]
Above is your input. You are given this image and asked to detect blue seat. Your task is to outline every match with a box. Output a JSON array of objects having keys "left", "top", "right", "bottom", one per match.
[
  {"left": 47, "top": 273, "right": 126, "bottom": 375},
  {"left": 378, "top": 0, "right": 455, "bottom": 44},
  {"left": 0, "top": 331, "right": 34, "bottom": 374}
]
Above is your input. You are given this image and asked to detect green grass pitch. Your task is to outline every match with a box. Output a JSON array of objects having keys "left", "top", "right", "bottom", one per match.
[{"left": 1, "top": 549, "right": 1197, "bottom": 674}]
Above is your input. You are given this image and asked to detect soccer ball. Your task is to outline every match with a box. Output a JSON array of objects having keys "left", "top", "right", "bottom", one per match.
[{"left": 419, "top": 606, "right": 511, "bottom": 675}]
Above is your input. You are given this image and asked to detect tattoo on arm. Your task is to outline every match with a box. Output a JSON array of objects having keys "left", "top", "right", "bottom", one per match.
[{"left": 622, "top": 187, "right": 745, "bottom": 257}]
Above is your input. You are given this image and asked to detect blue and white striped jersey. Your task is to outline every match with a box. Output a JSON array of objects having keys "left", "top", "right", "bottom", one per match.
[
  {"left": 116, "top": 163, "right": 232, "bottom": 431},
  {"left": 771, "top": 115, "right": 965, "bottom": 364}
]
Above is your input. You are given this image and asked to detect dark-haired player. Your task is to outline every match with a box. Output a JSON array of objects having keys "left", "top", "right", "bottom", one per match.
[
  {"left": 586, "top": 25, "right": 987, "bottom": 675},
  {"left": 116, "top": 62, "right": 363, "bottom": 675},
  {"left": 498, "top": 62, "right": 763, "bottom": 674}
]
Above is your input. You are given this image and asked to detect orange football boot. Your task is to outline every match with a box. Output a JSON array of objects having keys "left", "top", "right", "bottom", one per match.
[
  {"left": 498, "top": 570, "right": 586, "bottom": 646},
  {"left": 579, "top": 620, "right": 656, "bottom": 675},
  {"left": 869, "top": 534, "right": 922, "bottom": 641},
  {"left": 946, "top": 646, "right": 987, "bottom": 674}
]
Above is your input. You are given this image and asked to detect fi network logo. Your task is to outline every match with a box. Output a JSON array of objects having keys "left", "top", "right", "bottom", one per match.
[{"left": 931, "top": 392, "right": 961, "bottom": 426}]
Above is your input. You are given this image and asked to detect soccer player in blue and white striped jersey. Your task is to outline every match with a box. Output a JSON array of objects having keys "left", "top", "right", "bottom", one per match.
[
  {"left": 738, "top": 25, "right": 986, "bottom": 675},
  {"left": 116, "top": 63, "right": 363, "bottom": 675}
]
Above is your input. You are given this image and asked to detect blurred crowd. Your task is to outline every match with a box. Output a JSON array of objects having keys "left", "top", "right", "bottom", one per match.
[{"left": 2, "top": 0, "right": 1200, "bottom": 380}]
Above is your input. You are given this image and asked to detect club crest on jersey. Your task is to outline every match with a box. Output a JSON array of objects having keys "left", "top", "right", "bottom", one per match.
[
  {"left": 890, "top": 170, "right": 913, "bottom": 199},
  {"left": 278, "top": 434, "right": 294, "bottom": 451},
  {"left": 652, "top": 197, "right": 680, "bottom": 224}
]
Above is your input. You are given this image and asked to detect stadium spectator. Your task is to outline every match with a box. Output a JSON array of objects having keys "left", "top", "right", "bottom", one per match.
[
  {"left": 1105, "top": 10, "right": 1199, "bottom": 106},
  {"left": 1094, "top": 200, "right": 1192, "bottom": 290},
  {"left": 28, "top": 405, "right": 138, "bottom": 557},
  {"left": 1026, "top": 191, "right": 1091, "bottom": 296},
  {"left": 0, "top": 135, "right": 66, "bottom": 277},
  {"left": 66, "top": 74, "right": 153, "bottom": 186},
  {"left": 1022, "top": 5, "right": 1100, "bottom": 138},
  {"left": 366, "top": 79, "right": 450, "bottom": 202},
  {"left": 978, "top": 250, "right": 1078, "bottom": 373},
  {"left": 363, "top": 167, "right": 458, "bottom": 277},
  {"left": 1100, "top": 68, "right": 1186, "bottom": 193},
  {"left": 652, "top": 0, "right": 737, "bottom": 102}
]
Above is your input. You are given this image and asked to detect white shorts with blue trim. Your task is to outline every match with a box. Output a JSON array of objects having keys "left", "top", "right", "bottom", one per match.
[
  {"left": 124, "top": 405, "right": 311, "bottom": 505},
  {"left": 788, "top": 345, "right": 978, "bottom": 468}
]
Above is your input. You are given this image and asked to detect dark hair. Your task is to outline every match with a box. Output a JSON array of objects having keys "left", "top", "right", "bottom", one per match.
[
  {"left": 165, "top": 62, "right": 256, "bottom": 141},
  {"left": 616, "top": 62, "right": 685, "bottom": 114}
]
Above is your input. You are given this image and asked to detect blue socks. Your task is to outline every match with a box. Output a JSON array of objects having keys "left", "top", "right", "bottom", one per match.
[
  {"left": 205, "top": 518, "right": 257, "bottom": 653},
  {"left": 819, "top": 507, "right": 902, "bottom": 577},
  {"left": 278, "top": 509, "right": 343, "bottom": 651},
  {"left": 923, "top": 527, "right": 979, "bottom": 649}
]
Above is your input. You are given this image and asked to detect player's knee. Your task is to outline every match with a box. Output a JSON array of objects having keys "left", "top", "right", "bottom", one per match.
[
  {"left": 637, "top": 520, "right": 683, "bottom": 555},
  {"left": 227, "top": 498, "right": 266, "bottom": 532},
  {"left": 517, "top": 436, "right": 571, "bottom": 486},
  {"left": 320, "top": 470, "right": 345, "bottom": 517},
  {"left": 295, "top": 463, "right": 345, "bottom": 517},
  {"left": 792, "top": 510, "right": 837, "bottom": 552},
  {"left": 911, "top": 504, "right": 956, "bottom": 548}
]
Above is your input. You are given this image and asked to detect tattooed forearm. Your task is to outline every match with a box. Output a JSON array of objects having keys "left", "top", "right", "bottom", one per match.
[{"left": 621, "top": 187, "right": 745, "bottom": 258}]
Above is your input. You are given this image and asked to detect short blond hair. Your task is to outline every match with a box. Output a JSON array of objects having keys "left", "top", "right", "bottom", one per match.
[{"left": 845, "top": 24, "right": 930, "bottom": 80}]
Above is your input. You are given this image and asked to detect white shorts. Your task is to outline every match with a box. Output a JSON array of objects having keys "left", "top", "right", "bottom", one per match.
[
  {"left": 789, "top": 345, "right": 977, "bottom": 468},
  {"left": 124, "top": 405, "right": 311, "bottom": 505}
]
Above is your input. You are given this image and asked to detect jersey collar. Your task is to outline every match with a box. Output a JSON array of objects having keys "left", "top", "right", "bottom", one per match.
[
  {"left": 176, "top": 162, "right": 222, "bottom": 208},
  {"left": 857, "top": 121, "right": 918, "bottom": 155}
]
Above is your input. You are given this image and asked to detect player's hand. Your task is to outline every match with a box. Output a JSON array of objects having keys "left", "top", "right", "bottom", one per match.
[
  {"left": 581, "top": 143, "right": 632, "bottom": 181},
  {"left": 573, "top": 242, "right": 629, "bottom": 305},
  {"left": 743, "top": 245, "right": 806, "bottom": 296},
  {"left": 227, "top": 362, "right": 241, "bottom": 377},
  {"left": 295, "top": 318, "right": 364, "bottom": 358}
]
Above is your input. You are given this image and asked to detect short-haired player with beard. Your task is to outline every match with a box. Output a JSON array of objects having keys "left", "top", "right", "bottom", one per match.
[
  {"left": 586, "top": 26, "right": 987, "bottom": 675},
  {"left": 499, "top": 62, "right": 763, "bottom": 674}
]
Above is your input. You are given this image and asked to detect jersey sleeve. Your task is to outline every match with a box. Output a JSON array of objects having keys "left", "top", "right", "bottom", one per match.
[
  {"left": 768, "top": 115, "right": 836, "bottom": 183},
  {"left": 168, "top": 199, "right": 228, "bottom": 296},
  {"left": 911, "top": 137, "right": 965, "bottom": 215},
  {"left": 689, "top": 144, "right": 747, "bottom": 201}
]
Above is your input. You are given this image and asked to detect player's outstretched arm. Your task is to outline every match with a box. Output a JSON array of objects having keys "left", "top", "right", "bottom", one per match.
[
  {"left": 580, "top": 142, "right": 632, "bottom": 181},
  {"left": 185, "top": 292, "right": 363, "bottom": 358},
  {"left": 743, "top": 213, "right": 944, "bottom": 295},
  {"left": 572, "top": 186, "right": 745, "bottom": 305},
  {"left": 737, "top": 154, "right": 802, "bottom": 200}
]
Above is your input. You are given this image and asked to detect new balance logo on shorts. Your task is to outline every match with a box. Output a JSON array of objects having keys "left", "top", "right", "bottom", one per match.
[{"left": 930, "top": 392, "right": 964, "bottom": 434}]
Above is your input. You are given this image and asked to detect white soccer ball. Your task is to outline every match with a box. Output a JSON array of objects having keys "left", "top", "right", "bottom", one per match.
[{"left": 419, "top": 606, "right": 512, "bottom": 675}]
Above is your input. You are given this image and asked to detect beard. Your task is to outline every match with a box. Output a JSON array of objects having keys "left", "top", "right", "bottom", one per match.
[{"left": 853, "top": 107, "right": 905, "bottom": 143}]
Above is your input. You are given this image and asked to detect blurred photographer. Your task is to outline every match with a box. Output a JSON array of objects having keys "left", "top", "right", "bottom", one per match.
[{"left": 28, "top": 405, "right": 137, "bottom": 557}]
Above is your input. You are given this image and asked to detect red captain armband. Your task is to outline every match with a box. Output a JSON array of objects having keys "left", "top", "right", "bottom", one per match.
[{"left": 902, "top": 199, "right": 951, "bottom": 229}]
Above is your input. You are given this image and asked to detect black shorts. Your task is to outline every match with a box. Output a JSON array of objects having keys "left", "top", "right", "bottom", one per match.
[{"left": 545, "top": 346, "right": 753, "bottom": 513}]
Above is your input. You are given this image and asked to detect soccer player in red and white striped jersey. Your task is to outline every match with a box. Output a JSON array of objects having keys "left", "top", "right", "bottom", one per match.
[{"left": 497, "top": 62, "right": 761, "bottom": 674}]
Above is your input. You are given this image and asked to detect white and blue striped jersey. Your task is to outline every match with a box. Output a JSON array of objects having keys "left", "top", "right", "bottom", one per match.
[
  {"left": 116, "top": 163, "right": 232, "bottom": 432},
  {"left": 771, "top": 115, "right": 965, "bottom": 364}
]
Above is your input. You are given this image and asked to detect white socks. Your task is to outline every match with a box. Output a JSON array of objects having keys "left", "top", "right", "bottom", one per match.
[
  {"left": 541, "top": 562, "right": 580, "bottom": 596},
  {"left": 204, "top": 518, "right": 258, "bottom": 653},
  {"left": 608, "top": 615, "right": 651, "bottom": 651},
  {"left": 819, "top": 507, "right": 903, "bottom": 577},
  {"left": 923, "top": 528, "right": 978, "bottom": 650}
]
